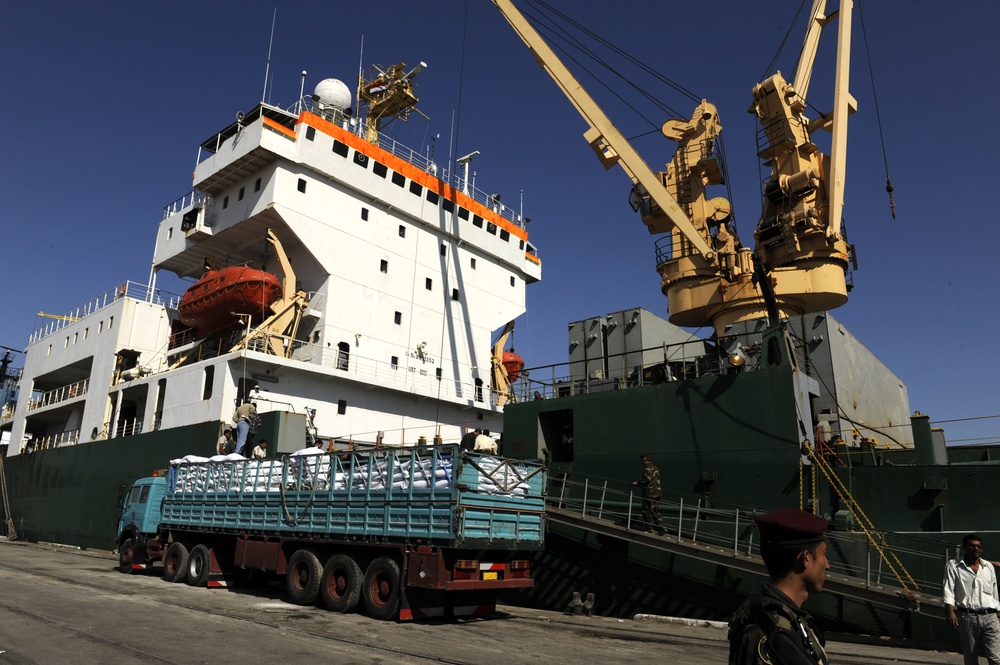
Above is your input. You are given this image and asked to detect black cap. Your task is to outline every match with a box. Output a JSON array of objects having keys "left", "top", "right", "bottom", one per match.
[{"left": 756, "top": 509, "right": 829, "bottom": 547}]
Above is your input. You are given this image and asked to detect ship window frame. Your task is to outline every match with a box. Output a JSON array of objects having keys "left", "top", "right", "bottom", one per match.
[
  {"left": 391, "top": 355, "right": 399, "bottom": 369},
  {"left": 500, "top": 229, "right": 510, "bottom": 242},
  {"left": 380, "top": 259, "right": 388, "bottom": 273},
  {"left": 297, "top": 178, "right": 307, "bottom": 193},
  {"left": 332, "top": 140, "right": 349, "bottom": 157},
  {"left": 426, "top": 190, "right": 439, "bottom": 205},
  {"left": 471, "top": 258, "right": 477, "bottom": 269},
  {"left": 510, "top": 276, "right": 516, "bottom": 287},
  {"left": 373, "top": 161, "right": 387, "bottom": 178},
  {"left": 487, "top": 222, "right": 497, "bottom": 235},
  {"left": 473, "top": 215, "right": 483, "bottom": 228},
  {"left": 255, "top": 177, "right": 262, "bottom": 192},
  {"left": 440, "top": 244, "right": 447, "bottom": 256},
  {"left": 391, "top": 172, "right": 406, "bottom": 187},
  {"left": 452, "top": 289, "right": 460, "bottom": 301},
  {"left": 238, "top": 187, "right": 245, "bottom": 201},
  {"left": 409, "top": 181, "right": 423, "bottom": 196},
  {"left": 458, "top": 207, "right": 470, "bottom": 220},
  {"left": 361, "top": 207, "right": 369, "bottom": 221},
  {"left": 223, "top": 195, "right": 229, "bottom": 209},
  {"left": 425, "top": 278, "right": 432, "bottom": 290},
  {"left": 353, "top": 151, "right": 369, "bottom": 168},
  {"left": 306, "top": 126, "right": 316, "bottom": 141},
  {"left": 394, "top": 311, "right": 402, "bottom": 325},
  {"left": 398, "top": 225, "right": 406, "bottom": 238},
  {"left": 442, "top": 199, "right": 455, "bottom": 213},
  {"left": 337, "top": 399, "right": 347, "bottom": 415}
]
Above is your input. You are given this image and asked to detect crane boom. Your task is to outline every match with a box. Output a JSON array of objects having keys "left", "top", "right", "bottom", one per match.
[{"left": 492, "top": 0, "right": 714, "bottom": 261}]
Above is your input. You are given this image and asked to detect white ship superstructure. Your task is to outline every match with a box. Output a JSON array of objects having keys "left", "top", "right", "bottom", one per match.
[{"left": 2, "top": 67, "right": 541, "bottom": 455}]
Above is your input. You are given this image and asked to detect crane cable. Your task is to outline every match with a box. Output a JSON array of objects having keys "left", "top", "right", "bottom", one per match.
[
  {"left": 857, "top": 0, "right": 896, "bottom": 219},
  {"left": 800, "top": 440, "right": 920, "bottom": 595}
]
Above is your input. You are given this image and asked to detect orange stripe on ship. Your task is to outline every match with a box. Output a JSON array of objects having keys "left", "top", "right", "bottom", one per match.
[
  {"left": 297, "top": 111, "right": 528, "bottom": 242},
  {"left": 263, "top": 117, "right": 297, "bottom": 140}
]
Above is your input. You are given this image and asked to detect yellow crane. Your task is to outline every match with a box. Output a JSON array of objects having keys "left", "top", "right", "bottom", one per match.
[{"left": 37, "top": 312, "right": 79, "bottom": 323}]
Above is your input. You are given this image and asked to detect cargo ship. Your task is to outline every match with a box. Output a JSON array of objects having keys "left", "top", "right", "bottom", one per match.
[{"left": 0, "top": 0, "right": 992, "bottom": 646}]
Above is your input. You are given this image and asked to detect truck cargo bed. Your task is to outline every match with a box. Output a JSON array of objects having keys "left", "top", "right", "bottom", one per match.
[{"left": 161, "top": 445, "right": 545, "bottom": 548}]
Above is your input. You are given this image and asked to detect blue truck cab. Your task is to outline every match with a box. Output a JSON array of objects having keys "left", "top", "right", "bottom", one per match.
[{"left": 115, "top": 475, "right": 167, "bottom": 573}]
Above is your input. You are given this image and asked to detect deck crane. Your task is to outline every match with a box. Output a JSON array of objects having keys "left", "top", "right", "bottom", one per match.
[{"left": 493, "top": 0, "right": 856, "bottom": 336}]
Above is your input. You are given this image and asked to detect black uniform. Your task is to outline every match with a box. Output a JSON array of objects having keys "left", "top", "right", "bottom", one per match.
[{"left": 728, "top": 584, "right": 828, "bottom": 665}]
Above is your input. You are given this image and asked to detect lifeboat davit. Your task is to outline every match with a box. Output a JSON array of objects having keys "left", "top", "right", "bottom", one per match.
[
  {"left": 178, "top": 266, "right": 283, "bottom": 338},
  {"left": 502, "top": 350, "right": 525, "bottom": 383}
]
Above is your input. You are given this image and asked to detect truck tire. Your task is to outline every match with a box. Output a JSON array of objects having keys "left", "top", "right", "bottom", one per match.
[
  {"left": 320, "top": 554, "right": 362, "bottom": 613},
  {"left": 186, "top": 545, "right": 212, "bottom": 587},
  {"left": 118, "top": 538, "right": 136, "bottom": 574},
  {"left": 163, "top": 542, "right": 189, "bottom": 583},
  {"left": 362, "top": 556, "right": 401, "bottom": 621},
  {"left": 286, "top": 549, "right": 322, "bottom": 605}
]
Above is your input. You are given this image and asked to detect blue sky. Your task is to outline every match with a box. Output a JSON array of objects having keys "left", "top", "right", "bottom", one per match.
[{"left": 2, "top": 1, "right": 998, "bottom": 445}]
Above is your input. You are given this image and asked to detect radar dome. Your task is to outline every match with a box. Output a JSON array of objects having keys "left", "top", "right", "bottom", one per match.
[{"left": 312, "top": 78, "right": 351, "bottom": 110}]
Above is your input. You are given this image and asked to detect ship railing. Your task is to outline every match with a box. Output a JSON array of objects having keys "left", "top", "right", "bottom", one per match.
[
  {"left": 27, "top": 429, "right": 80, "bottom": 452},
  {"left": 162, "top": 190, "right": 208, "bottom": 221},
  {"left": 28, "top": 379, "right": 89, "bottom": 412},
  {"left": 28, "top": 282, "right": 184, "bottom": 345},
  {"left": 97, "top": 417, "right": 144, "bottom": 440},
  {"left": 289, "top": 96, "right": 527, "bottom": 230},
  {"left": 240, "top": 333, "right": 489, "bottom": 405},
  {"left": 514, "top": 331, "right": 765, "bottom": 401},
  {"left": 548, "top": 473, "right": 948, "bottom": 596}
]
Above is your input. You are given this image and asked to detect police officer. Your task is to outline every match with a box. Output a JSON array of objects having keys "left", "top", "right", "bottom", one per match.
[
  {"left": 728, "top": 509, "right": 831, "bottom": 664},
  {"left": 632, "top": 453, "right": 665, "bottom": 534}
]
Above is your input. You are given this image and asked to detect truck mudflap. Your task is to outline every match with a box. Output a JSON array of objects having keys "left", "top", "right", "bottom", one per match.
[{"left": 399, "top": 588, "right": 500, "bottom": 621}]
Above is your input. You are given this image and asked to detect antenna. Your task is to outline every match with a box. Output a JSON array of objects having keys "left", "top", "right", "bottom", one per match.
[
  {"left": 261, "top": 8, "right": 277, "bottom": 103},
  {"left": 299, "top": 70, "right": 307, "bottom": 103}
]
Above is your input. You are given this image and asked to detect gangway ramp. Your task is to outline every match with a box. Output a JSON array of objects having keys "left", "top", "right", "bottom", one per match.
[{"left": 544, "top": 474, "right": 948, "bottom": 620}]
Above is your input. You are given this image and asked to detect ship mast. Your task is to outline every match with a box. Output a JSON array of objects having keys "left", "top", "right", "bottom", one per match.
[{"left": 356, "top": 62, "right": 429, "bottom": 144}]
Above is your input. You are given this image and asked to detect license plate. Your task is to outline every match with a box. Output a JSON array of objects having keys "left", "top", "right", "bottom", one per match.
[{"left": 482, "top": 571, "right": 498, "bottom": 581}]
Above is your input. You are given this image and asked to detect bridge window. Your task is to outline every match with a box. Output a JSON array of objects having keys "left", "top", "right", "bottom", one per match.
[
  {"left": 391, "top": 172, "right": 405, "bottom": 187},
  {"left": 337, "top": 342, "right": 349, "bottom": 371}
]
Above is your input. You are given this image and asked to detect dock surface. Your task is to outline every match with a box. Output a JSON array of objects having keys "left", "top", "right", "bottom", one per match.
[{"left": 0, "top": 538, "right": 961, "bottom": 664}]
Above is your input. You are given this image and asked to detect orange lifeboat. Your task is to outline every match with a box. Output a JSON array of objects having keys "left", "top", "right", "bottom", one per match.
[
  {"left": 178, "top": 266, "right": 283, "bottom": 338},
  {"left": 502, "top": 350, "right": 525, "bottom": 383}
]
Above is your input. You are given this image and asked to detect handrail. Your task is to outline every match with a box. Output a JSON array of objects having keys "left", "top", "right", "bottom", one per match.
[{"left": 546, "top": 472, "right": 949, "bottom": 599}]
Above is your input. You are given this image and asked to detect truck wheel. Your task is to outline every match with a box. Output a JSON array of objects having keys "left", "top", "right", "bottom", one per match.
[
  {"left": 186, "top": 545, "right": 212, "bottom": 587},
  {"left": 362, "top": 557, "right": 401, "bottom": 621},
  {"left": 118, "top": 538, "right": 136, "bottom": 574},
  {"left": 286, "top": 549, "right": 322, "bottom": 605},
  {"left": 320, "top": 554, "right": 362, "bottom": 613},
  {"left": 163, "top": 542, "right": 189, "bottom": 583}
]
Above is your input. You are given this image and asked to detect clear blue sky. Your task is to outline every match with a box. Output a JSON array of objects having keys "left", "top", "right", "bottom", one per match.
[{"left": 2, "top": 1, "right": 998, "bottom": 445}]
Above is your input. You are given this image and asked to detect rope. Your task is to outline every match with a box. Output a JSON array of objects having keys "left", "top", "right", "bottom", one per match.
[
  {"left": 803, "top": 441, "right": 920, "bottom": 593},
  {"left": 857, "top": 0, "right": 896, "bottom": 219}
]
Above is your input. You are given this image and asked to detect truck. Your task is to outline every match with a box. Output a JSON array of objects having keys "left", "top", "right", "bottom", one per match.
[{"left": 115, "top": 444, "right": 546, "bottom": 620}]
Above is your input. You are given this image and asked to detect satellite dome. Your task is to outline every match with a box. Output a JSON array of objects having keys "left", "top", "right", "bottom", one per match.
[{"left": 312, "top": 78, "right": 351, "bottom": 110}]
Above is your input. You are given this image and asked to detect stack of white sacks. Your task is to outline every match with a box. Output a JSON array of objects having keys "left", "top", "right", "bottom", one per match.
[{"left": 169, "top": 450, "right": 533, "bottom": 496}]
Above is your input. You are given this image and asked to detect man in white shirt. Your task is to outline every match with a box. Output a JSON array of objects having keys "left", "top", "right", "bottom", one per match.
[
  {"left": 943, "top": 534, "right": 1000, "bottom": 664},
  {"left": 474, "top": 429, "right": 498, "bottom": 454}
]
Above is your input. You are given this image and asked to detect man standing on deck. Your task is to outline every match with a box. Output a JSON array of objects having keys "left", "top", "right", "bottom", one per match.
[
  {"left": 728, "top": 509, "right": 831, "bottom": 664},
  {"left": 943, "top": 534, "right": 1000, "bottom": 664},
  {"left": 631, "top": 453, "right": 664, "bottom": 534},
  {"left": 232, "top": 400, "right": 256, "bottom": 456}
]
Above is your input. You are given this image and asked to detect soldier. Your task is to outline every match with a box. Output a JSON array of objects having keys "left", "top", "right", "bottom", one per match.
[
  {"left": 631, "top": 453, "right": 665, "bottom": 534},
  {"left": 728, "top": 509, "right": 831, "bottom": 664}
]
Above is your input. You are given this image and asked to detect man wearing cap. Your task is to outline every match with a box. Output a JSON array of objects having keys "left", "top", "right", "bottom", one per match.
[
  {"left": 943, "top": 534, "right": 1000, "bottom": 664},
  {"left": 632, "top": 454, "right": 665, "bottom": 535},
  {"left": 728, "top": 509, "right": 831, "bottom": 664}
]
